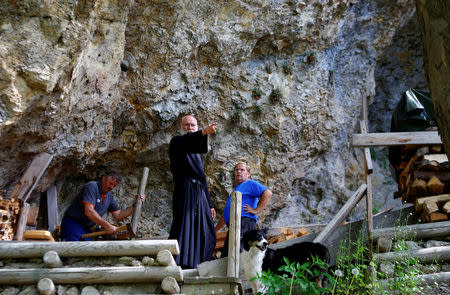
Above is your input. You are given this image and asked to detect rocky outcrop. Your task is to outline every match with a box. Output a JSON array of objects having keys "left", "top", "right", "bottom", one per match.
[{"left": 0, "top": 0, "right": 431, "bottom": 237}]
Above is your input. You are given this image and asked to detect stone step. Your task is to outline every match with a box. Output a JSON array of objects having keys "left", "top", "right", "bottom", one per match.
[{"left": 181, "top": 277, "right": 243, "bottom": 295}]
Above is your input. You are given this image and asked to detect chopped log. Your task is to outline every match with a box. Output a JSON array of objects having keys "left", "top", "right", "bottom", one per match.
[
  {"left": 422, "top": 200, "right": 439, "bottom": 215},
  {"left": 352, "top": 131, "right": 442, "bottom": 147},
  {"left": 227, "top": 191, "right": 242, "bottom": 278},
  {"left": 427, "top": 176, "right": 445, "bottom": 195},
  {"left": 314, "top": 184, "right": 367, "bottom": 244},
  {"left": 417, "top": 160, "right": 441, "bottom": 171},
  {"left": 414, "top": 171, "right": 450, "bottom": 184},
  {"left": 424, "top": 153, "right": 447, "bottom": 162},
  {"left": 26, "top": 206, "right": 39, "bottom": 226},
  {"left": 415, "top": 194, "right": 450, "bottom": 211},
  {"left": 285, "top": 233, "right": 296, "bottom": 240},
  {"left": 43, "top": 251, "right": 63, "bottom": 268},
  {"left": 409, "top": 178, "right": 428, "bottom": 197},
  {"left": 296, "top": 227, "right": 310, "bottom": 237},
  {"left": 23, "top": 230, "right": 55, "bottom": 242},
  {"left": 280, "top": 227, "right": 293, "bottom": 235},
  {"left": 374, "top": 246, "right": 450, "bottom": 263},
  {"left": 15, "top": 203, "right": 30, "bottom": 241},
  {"left": 371, "top": 220, "right": 450, "bottom": 241},
  {"left": 0, "top": 240, "right": 180, "bottom": 258},
  {"left": 443, "top": 202, "right": 450, "bottom": 214},
  {"left": 430, "top": 145, "right": 443, "bottom": 153},
  {"left": 399, "top": 154, "right": 419, "bottom": 191},
  {"left": 161, "top": 276, "right": 180, "bottom": 294},
  {"left": 156, "top": 249, "right": 176, "bottom": 266},
  {"left": 427, "top": 212, "right": 448, "bottom": 223},
  {"left": 9, "top": 152, "right": 54, "bottom": 201},
  {"left": 215, "top": 230, "right": 228, "bottom": 250},
  {"left": 0, "top": 266, "right": 183, "bottom": 284},
  {"left": 37, "top": 278, "right": 55, "bottom": 295}
]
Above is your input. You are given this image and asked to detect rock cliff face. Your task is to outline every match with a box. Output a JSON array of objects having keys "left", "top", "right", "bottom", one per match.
[{"left": 0, "top": 0, "right": 432, "bottom": 237}]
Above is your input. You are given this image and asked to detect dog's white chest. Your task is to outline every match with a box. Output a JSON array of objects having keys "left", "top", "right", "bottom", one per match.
[{"left": 242, "top": 247, "right": 266, "bottom": 293}]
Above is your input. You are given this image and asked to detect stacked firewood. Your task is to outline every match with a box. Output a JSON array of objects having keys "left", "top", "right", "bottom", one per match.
[
  {"left": 0, "top": 193, "right": 20, "bottom": 240},
  {"left": 394, "top": 145, "right": 450, "bottom": 222},
  {"left": 267, "top": 227, "right": 310, "bottom": 244}
]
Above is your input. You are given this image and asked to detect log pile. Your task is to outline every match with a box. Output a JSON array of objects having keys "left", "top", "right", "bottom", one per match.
[
  {"left": 394, "top": 145, "right": 450, "bottom": 223},
  {"left": 0, "top": 194, "right": 20, "bottom": 240},
  {"left": 267, "top": 227, "right": 310, "bottom": 244}
]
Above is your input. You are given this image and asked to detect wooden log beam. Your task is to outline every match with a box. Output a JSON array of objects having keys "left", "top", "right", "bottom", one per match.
[
  {"left": 227, "top": 191, "right": 242, "bottom": 278},
  {"left": 379, "top": 272, "right": 450, "bottom": 288},
  {"left": 314, "top": 184, "right": 367, "bottom": 244},
  {"left": 161, "top": 276, "right": 180, "bottom": 294},
  {"left": 131, "top": 167, "right": 149, "bottom": 235},
  {"left": 156, "top": 249, "right": 176, "bottom": 266},
  {"left": 0, "top": 240, "right": 179, "bottom": 258},
  {"left": 0, "top": 266, "right": 183, "bottom": 284},
  {"left": 37, "top": 278, "right": 55, "bottom": 295},
  {"left": 43, "top": 251, "right": 63, "bottom": 268},
  {"left": 374, "top": 246, "right": 450, "bottom": 263},
  {"left": 352, "top": 131, "right": 441, "bottom": 147},
  {"left": 9, "top": 152, "right": 54, "bottom": 201},
  {"left": 371, "top": 220, "right": 450, "bottom": 241}
]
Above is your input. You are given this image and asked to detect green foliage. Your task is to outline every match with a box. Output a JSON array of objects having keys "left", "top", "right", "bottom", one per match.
[
  {"left": 231, "top": 109, "right": 243, "bottom": 123},
  {"left": 252, "top": 87, "right": 265, "bottom": 98},
  {"left": 253, "top": 257, "right": 333, "bottom": 295},
  {"left": 283, "top": 63, "right": 293, "bottom": 75},
  {"left": 265, "top": 64, "right": 273, "bottom": 74},
  {"left": 270, "top": 88, "right": 282, "bottom": 103}
]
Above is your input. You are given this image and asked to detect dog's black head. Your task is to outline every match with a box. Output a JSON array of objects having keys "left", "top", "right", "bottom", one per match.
[{"left": 242, "top": 229, "right": 268, "bottom": 252}]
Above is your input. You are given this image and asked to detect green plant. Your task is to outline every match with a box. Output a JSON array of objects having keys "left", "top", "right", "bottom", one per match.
[
  {"left": 265, "top": 64, "right": 273, "bottom": 74},
  {"left": 283, "top": 63, "right": 293, "bottom": 75},
  {"left": 231, "top": 109, "right": 243, "bottom": 123},
  {"left": 253, "top": 257, "right": 333, "bottom": 295},
  {"left": 270, "top": 88, "right": 282, "bottom": 103},
  {"left": 252, "top": 87, "right": 265, "bottom": 99}
]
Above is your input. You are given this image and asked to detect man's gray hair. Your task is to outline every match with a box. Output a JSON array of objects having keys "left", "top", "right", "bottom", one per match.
[
  {"left": 235, "top": 161, "right": 250, "bottom": 173},
  {"left": 103, "top": 169, "right": 122, "bottom": 183}
]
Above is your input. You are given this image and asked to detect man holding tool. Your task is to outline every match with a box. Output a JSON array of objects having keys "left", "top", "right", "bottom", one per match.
[{"left": 61, "top": 169, "right": 145, "bottom": 241}]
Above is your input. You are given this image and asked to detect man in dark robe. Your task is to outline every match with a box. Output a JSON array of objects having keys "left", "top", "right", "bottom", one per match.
[{"left": 168, "top": 115, "right": 217, "bottom": 269}]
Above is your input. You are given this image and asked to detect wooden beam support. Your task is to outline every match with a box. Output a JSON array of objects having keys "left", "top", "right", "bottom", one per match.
[
  {"left": 14, "top": 203, "right": 30, "bottom": 241},
  {"left": 314, "top": 184, "right": 367, "bottom": 244},
  {"left": 352, "top": 131, "right": 441, "bottom": 147},
  {"left": 227, "top": 191, "right": 242, "bottom": 278},
  {"left": 156, "top": 249, "right": 176, "bottom": 266},
  {"left": 131, "top": 167, "right": 149, "bottom": 235},
  {"left": 46, "top": 185, "right": 58, "bottom": 232},
  {"left": 371, "top": 220, "right": 450, "bottom": 241},
  {"left": 9, "top": 152, "right": 54, "bottom": 201},
  {"left": 0, "top": 266, "right": 183, "bottom": 284},
  {"left": 374, "top": 246, "right": 450, "bottom": 263},
  {"left": 0, "top": 240, "right": 179, "bottom": 258}
]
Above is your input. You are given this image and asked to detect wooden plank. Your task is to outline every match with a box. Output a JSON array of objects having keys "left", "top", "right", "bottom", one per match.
[
  {"left": 0, "top": 266, "right": 183, "bottom": 284},
  {"left": 360, "top": 121, "right": 373, "bottom": 174},
  {"left": 46, "top": 185, "right": 57, "bottom": 232},
  {"left": 23, "top": 230, "right": 55, "bottom": 242},
  {"left": 424, "top": 154, "right": 448, "bottom": 163},
  {"left": 227, "top": 191, "right": 242, "bottom": 278},
  {"left": 313, "top": 184, "right": 367, "bottom": 244},
  {"left": 14, "top": 203, "right": 30, "bottom": 241},
  {"left": 371, "top": 220, "right": 450, "bottom": 241},
  {"left": 131, "top": 167, "right": 149, "bottom": 235},
  {"left": 26, "top": 206, "right": 39, "bottom": 226},
  {"left": 0, "top": 240, "right": 180, "bottom": 258},
  {"left": 352, "top": 131, "right": 441, "bottom": 147},
  {"left": 9, "top": 152, "right": 53, "bottom": 201},
  {"left": 374, "top": 246, "right": 450, "bottom": 263}
]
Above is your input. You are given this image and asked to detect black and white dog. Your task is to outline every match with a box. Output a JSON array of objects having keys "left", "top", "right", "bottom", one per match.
[{"left": 241, "top": 229, "right": 330, "bottom": 294}]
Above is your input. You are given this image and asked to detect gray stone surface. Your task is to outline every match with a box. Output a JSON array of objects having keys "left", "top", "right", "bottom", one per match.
[{"left": 0, "top": 0, "right": 433, "bottom": 238}]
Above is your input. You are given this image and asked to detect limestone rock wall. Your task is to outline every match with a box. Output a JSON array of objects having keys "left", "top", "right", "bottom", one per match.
[{"left": 0, "top": 0, "right": 428, "bottom": 237}]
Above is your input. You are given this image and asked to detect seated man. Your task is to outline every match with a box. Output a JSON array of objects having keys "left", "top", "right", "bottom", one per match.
[
  {"left": 215, "top": 161, "right": 272, "bottom": 257},
  {"left": 61, "top": 169, "right": 145, "bottom": 241}
]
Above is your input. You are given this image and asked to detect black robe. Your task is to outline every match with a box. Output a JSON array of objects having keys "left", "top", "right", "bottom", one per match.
[{"left": 168, "top": 130, "right": 216, "bottom": 269}]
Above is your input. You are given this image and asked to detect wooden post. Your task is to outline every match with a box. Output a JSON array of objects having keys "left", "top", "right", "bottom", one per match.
[
  {"left": 131, "top": 167, "right": 149, "bottom": 235},
  {"left": 46, "top": 185, "right": 58, "bottom": 233},
  {"left": 37, "top": 278, "right": 55, "bottom": 295},
  {"left": 360, "top": 120, "right": 373, "bottom": 256},
  {"left": 43, "top": 251, "right": 63, "bottom": 268},
  {"left": 314, "top": 184, "right": 367, "bottom": 244},
  {"left": 0, "top": 266, "right": 184, "bottom": 284},
  {"left": 14, "top": 202, "right": 30, "bottom": 241},
  {"left": 227, "top": 191, "right": 242, "bottom": 278},
  {"left": 156, "top": 249, "right": 176, "bottom": 266},
  {"left": 161, "top": 276, "right": 180, "bottom": 294},
  {"left": 0, "top": 240, "right": 180, "bottom": 258}
]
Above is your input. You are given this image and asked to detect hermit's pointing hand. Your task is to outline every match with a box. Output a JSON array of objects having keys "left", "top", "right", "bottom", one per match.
[{"left": 202, "top": 123, "right": 217, "bottom": 136}]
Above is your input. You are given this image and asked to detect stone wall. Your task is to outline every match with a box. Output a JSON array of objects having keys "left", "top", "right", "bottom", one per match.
[{"left": 0, "top": 0, "right": 429, "bottom": 237}]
